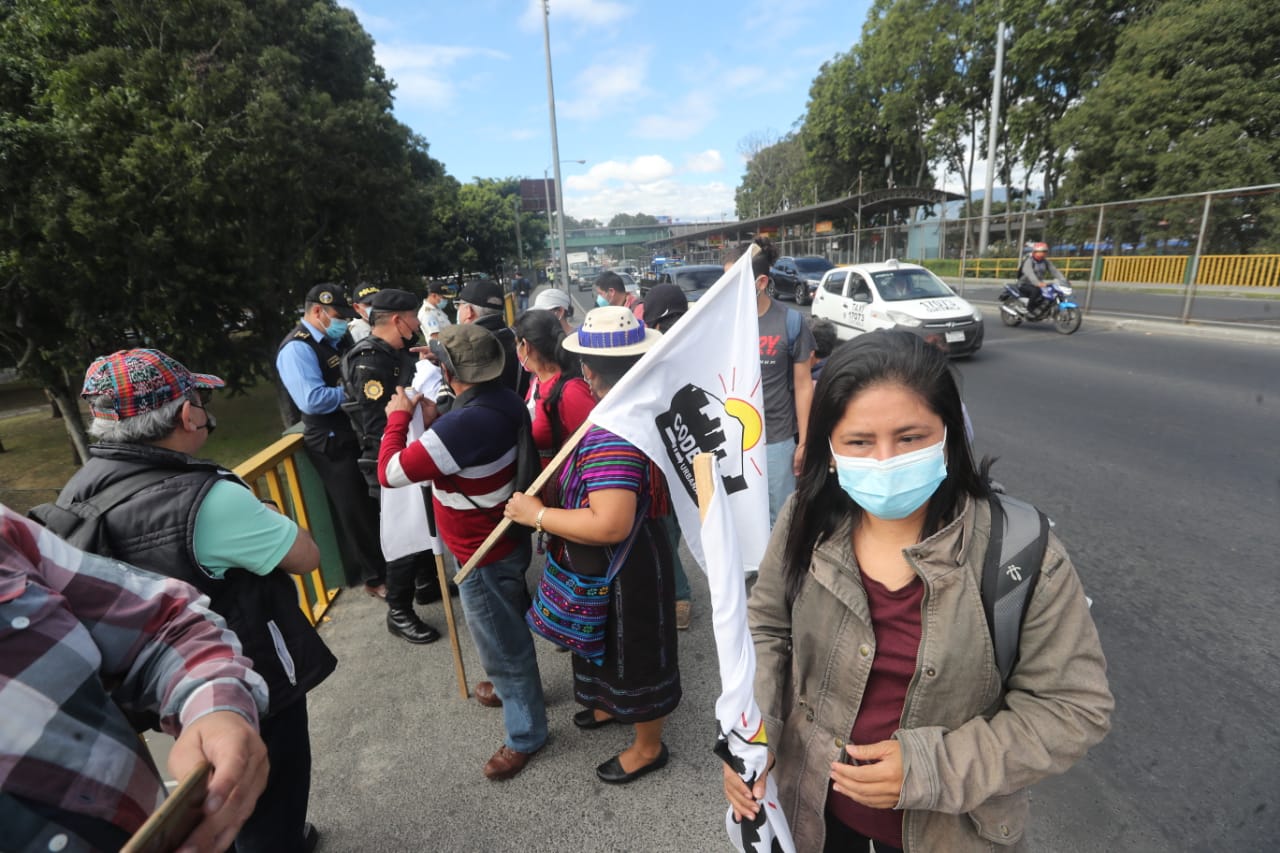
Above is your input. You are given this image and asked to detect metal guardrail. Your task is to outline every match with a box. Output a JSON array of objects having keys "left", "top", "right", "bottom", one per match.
[
  {"left": 233, "top": 433, "right": 338, "bottom": 626},
  {"left": 1196, "top": 254, "right": 1280, "bottom": 287},
  {"left": 1102, "top": 256, "right": 1187, "bottom": 285},
  {"left": 963, "top": 257, "right": 1095, "bottom": 280},
  {"left": 962, "top": 254, "right": 1280, "bottom": 287}
]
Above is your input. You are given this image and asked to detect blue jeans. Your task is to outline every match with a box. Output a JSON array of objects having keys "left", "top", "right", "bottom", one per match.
[
  {"left": 458, "top": 541, "right": 547, "bottom": 753},
  {"left": 765, "top": 438, "right": 797, "bottom": 527}
]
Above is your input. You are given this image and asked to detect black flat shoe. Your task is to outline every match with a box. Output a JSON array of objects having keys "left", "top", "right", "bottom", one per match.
[
  {"left": 596, "top": 743, "right": 669, "bottom": 784},
  {"left": 573, "top": 709, "right": 621, "bottom": 730},
  {"left": 303, "top": 822, "right": 320, "bottom": 853}
]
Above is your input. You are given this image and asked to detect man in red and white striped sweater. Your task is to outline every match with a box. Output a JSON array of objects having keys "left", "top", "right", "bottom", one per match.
[{"left": 378, "top": 324, "right": 547, "bottom": 781}]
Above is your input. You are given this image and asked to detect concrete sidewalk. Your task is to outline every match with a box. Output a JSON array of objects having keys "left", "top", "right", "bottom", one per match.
[{"left": 305, "top": 547, "right": 733, "bottom": 852}]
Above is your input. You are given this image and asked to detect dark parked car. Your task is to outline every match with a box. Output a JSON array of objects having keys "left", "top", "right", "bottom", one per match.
[
  {"left": 641, "top": 264, "right": 724, "bottom": 302},
  {"left": 768, "top": 256, "right": 835, "bottom": 305}
]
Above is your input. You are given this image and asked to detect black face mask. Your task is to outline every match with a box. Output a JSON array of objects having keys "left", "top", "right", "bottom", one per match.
[{"left": 191, "top": 403, "right": 217, "bottom": 435}]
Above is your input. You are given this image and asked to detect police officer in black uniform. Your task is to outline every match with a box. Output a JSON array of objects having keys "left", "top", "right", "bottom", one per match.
[
  {"left": 275, "top": 284, "right": 388, "bottom": 599},
  {"left": 340, "top": 288, "right": 441, "bottom": 644}
]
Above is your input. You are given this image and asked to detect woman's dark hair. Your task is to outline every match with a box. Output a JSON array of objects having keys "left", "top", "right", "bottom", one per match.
[
  {"left": 516, "top": 309, "right": 581, "bottom": 449},
  {"left": 780, "top": 330, "right": 992, "bottom": 605},
  {"left": 580, "top": 352, "right": 642, "bottom": 390}
]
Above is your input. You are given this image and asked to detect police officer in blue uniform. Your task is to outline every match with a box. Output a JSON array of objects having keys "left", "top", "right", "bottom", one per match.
[{"left": 276, "top": 284, "right": 387, "bottom": 598}]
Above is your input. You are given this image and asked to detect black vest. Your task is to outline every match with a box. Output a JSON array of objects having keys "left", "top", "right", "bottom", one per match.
[
  {"left": 278, "top": 323, "right": 354, "bottom": 437},
  {"left": 60, "top": 443, "right": 336, "bottom": 718},
  {"left": 472, "top": 314, "right": 524, "bottom": 396}
]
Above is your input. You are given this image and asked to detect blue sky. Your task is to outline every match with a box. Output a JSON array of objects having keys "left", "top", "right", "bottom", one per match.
[{"left": 340, "top": 0, "right": 871, "bottom": 224}]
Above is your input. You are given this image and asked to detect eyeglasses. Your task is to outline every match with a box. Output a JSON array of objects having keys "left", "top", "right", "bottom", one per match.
[{"left": 194, "top": 388, "right": 213, "bottom": 405}]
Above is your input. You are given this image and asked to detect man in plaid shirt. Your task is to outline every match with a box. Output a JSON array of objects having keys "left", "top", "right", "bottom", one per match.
[{"left": 0, "top": 504, "right": 270, "bottom": 852}]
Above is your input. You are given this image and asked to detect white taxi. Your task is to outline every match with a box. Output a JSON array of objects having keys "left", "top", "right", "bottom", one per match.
[{"left": 810, "top": 260, "right": 984, "bottom": 356}]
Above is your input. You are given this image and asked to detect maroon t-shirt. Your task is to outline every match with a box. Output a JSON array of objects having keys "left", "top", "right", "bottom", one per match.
[{"left": 828, "top": 569, "right": 924, "bottom": 849}]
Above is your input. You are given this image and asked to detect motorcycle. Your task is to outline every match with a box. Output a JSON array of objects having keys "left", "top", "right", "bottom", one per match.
[{"left": 998, "top": 279, "right": 1083, "bottom": 334}]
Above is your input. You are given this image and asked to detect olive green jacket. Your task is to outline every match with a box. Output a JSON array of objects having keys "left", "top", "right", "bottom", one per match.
[{"left": 749, "top": 495, "right": 1113, "bottom": 852}]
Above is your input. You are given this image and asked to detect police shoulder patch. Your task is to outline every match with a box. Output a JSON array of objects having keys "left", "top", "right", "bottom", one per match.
[{"left": 363, "top": 379, "right": 384, "bottom": 401}]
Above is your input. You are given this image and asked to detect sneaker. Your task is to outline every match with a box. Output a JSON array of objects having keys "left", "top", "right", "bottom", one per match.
[{"left": 675, "top": 600, "right": 692, "bottom": 631}]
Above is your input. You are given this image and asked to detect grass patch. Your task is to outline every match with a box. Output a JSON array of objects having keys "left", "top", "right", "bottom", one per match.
[{"left": 0, "top": 383, "right": 290, "bottom": 514}]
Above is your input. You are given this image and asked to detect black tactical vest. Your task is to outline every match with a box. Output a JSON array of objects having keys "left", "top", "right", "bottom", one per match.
[{"left": 277, "top": 323, "right": 353, "bottom": 438}]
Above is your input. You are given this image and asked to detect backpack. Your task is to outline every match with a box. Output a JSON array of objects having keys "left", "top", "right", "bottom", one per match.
[
  {"left": 783, "top": 307, "right": 804, "bottom": 394},
  {"left": 981, "top": 493, "right": 1051, "bottom": 688},
  {"left": 27, "top": 469, "right": 178, "bottom": 556}
]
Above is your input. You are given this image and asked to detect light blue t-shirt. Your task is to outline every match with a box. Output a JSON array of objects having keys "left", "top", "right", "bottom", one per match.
[{"left": 193, "top": 481, "right": 299, "bottom": 578}]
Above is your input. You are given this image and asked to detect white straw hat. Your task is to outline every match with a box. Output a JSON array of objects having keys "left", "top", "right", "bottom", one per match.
[{"left": 561, "top": 306, "right": 661, "bottom": 357}]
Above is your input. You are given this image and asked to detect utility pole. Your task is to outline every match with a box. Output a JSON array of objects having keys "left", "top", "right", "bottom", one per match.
[
  {"left": 543, "top": 170, "right": 555, "bottom": 270},
  {"left": 541, "top": 0, "right": 570, "bottom": 292},
  {"left": 512, "top": 196, "right": 524, "bottom": 269},
  {"left": 979, "top": 19, "right": 1006, "bottom": 256}
]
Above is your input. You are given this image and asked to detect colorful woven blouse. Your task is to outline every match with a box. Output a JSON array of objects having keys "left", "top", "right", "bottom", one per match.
[{"left": 558, "top": 425, "right": 663, "bottom": 518}]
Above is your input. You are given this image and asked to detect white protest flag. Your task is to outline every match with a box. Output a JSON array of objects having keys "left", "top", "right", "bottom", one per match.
[
  {"left": 586, "top": 250, "right": 770, "bottom": 573},
  {"left": 698, "top": 454, "right": 795, "bottom": 853},
  {"left": 379, "top": 359, "right": 445, "bottom": 561}
]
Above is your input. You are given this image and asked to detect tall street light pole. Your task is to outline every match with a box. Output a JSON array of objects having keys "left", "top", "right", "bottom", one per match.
[
  {"left": 978, "top": 19, "right": 1006, "bottom": 256},
  {"left": 541, "top": 0, "right": 571, "bottom": 292},
  {"left": 543, "top": 169, "right": 555, "bottom": 271},
  {"left": 512, "top": 196, "right": 524, "bottom": 270},
  {"left": 544, "top": 160, "right": 584, "bottom": 284}
]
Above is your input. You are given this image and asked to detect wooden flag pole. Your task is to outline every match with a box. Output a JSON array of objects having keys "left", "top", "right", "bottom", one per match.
[
  {"left": 694, "top": 452, "right": 716, "bottom": 523},
  {"left": 453, "top": 418, "right": 594, "bottom": 585},
  {"left": 434, "top": 551, "right": 469, "bottom": 698}
]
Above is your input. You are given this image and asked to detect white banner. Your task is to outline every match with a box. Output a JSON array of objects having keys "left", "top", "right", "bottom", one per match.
[
  {"left": 586, "top": 251, "right": 770, "bottom": 573},
  {"left": 379, "top": 359, "right": 445, "bottom": 562},
  {"left": 701, "top": 456, "right": 795, "bottom": 853}
]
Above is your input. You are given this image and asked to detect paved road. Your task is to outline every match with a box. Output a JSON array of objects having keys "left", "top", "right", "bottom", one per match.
[
  {"left": 947, "top": 281, "right": 1280, "bottom": 326},
  {"left": 953, "top": 320, "right": 1280, "bottom": 851},
  {"left": 302, "top": 293, "right": 1278, "bottom": 851}
]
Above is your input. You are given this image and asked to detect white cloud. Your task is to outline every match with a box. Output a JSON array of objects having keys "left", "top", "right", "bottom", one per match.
[
  {"left": 567, "top": 155, "right": 675, "bottom": 191},
  {"left": 722, "top": 66, "right": 769, "bottom": 91},
  {"left": 373, "top": 44, "right": 508, "bottom": 111},
  {"left": 558, "top": 50, "right": 650, "bottom": 120},
  {"left": 684, "top": 149, "right": 724, "bottom": 173},
  {"left": 566, "top": 179, "right": 736, "bottom": 224},
  {"left": 519, "top": 0, "right": 634, "bottom": 31},
  {"left": 339, "top": 1, "right": 400, "bottom": 35},
  {"left": 632, "top": 91, "right": 718, "bottom": 140}
]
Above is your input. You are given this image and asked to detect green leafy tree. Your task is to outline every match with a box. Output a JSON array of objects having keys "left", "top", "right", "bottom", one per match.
[
  {"left": 1002, "top": 0, "right": 1135, "bottom": 202},
  {"left": 1059, "top": 0, "right": 1279, "bottom": 203},
  {"left": 0, "top": 0, "right": 452, "bottom": 455},
  {"left": 735, "top": 132, "right": 815, "bottom": 219},
  {"left": 799, "top": 48, "right": 894, "bottom": 200},
  {"left": 449, "top": 178, "right": 546, "bottom": 277},
  {"left": 607, "top": 212, "right": 659, "bottom": 227}
]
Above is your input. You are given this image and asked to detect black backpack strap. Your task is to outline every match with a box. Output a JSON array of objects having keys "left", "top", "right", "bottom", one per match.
[
  {"left": 981, "top": 493, "right": 1050, "bottom": 686},
  {"left": 30, "top": 468, "right": 180, "bottom": 554},
  {"left": 58, "top": 468, "right": 178, "bottom": 515}
]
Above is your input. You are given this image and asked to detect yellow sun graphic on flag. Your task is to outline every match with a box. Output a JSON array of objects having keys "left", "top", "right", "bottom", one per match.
[{"left": 724, "top": 397, "right": 763, "bottom": 450}]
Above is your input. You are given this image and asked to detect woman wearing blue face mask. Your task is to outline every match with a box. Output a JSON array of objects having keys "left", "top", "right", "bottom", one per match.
[{"left": 726, "top": 330, "right": 1112, "bottom": 853}]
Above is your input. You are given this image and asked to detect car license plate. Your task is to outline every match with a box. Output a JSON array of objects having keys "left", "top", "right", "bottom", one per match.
[{"left": 945, "top": 330, "right": 965, "bottom": 343}]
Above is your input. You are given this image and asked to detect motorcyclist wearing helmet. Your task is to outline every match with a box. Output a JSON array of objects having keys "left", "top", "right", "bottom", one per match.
[{"left": 1017, "top": 242, "right": 1068, "bottom": 314}]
